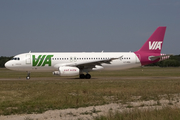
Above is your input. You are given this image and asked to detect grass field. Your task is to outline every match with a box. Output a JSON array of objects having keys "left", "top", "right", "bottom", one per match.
[{"left": 0, "top": 67, "right": 180, "bottom": 119}]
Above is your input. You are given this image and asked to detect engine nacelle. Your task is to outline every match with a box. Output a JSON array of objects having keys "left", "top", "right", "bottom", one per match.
[{"left": 53, "top": 67, "right": 79, "bottom": 76}]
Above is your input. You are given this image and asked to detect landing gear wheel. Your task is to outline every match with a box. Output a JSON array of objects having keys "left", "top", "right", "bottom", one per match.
[
  {"left": 26, "top": 72, "right": 30, "bottom": 80},
  {"left": 85, "top": 74, "right": 91, "bottom": 79},
  {"left": 79, "top": 74, "right": 85, "bottom": 79},
  {"left": 26, "top": 76, "right": 30, "bottom": 80}
]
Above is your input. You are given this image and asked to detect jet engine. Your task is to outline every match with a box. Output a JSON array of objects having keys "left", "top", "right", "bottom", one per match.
[{"left": 53, "top": 66, "right": 79, "bottom": 76}]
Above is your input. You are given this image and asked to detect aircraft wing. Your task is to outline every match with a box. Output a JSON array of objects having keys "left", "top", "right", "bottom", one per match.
[
  {"left": 74, "top": 56, "right": 123, "bottom": 70},
  {"left": 149, "top": 54, "right": 172, "bottom": 61},
  {"left": 54, "top": 56, "right": 123, "bottom": 70}
]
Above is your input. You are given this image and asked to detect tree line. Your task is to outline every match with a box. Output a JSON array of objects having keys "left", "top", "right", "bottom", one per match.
[
  {"left": 0, "top": 55, "right": 180, "bottom": 68},
  {"left": 0, "top": 56, "right": 13, "bottom": 67}
]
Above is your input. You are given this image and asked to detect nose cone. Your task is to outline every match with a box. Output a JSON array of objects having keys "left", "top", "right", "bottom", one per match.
[
  {"left": 5, "top": 61, "right": 10, "bottom": 69},
  {"left": 5, "top": 60, "right": 22, "bottom": 71},
  {"left": 5, "top": 61, "right": 14, "bottom": 70}
]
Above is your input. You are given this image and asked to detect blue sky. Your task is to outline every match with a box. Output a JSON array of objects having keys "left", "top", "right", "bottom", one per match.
[{"left": 0, "top": 0, "right": 179, "bottom": 56}]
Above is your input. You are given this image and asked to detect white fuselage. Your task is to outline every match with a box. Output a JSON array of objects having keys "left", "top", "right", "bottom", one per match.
[{"left": 5, "top": 52, "right": 141, "bottom": 72}]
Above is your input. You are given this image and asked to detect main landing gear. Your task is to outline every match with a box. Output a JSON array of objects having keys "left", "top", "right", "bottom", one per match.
[
  {"left": 79, "top": 74, "right": 91, "bottom": 79},
  {"left": 26, "top": 72, "right": 30, "bottom": 80}
]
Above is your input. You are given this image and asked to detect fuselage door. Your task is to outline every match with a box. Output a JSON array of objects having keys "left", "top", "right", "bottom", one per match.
[{"left": 26, "top": 54, "right": 31, "bottom": 64}]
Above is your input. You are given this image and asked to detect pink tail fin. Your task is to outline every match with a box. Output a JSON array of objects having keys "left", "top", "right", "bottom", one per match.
[
  {"left": 137, "top": 26, "right": 166, "bottom": 53},
  {"left": 134, "top": 26, "right": 167, "bottom": 66}
]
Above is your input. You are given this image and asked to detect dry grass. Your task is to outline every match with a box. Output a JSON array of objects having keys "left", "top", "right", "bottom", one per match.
[
  {"left": 0, "top": 67, "right": 180, "bottom": 115},
  {"left": 95, "top": 107, "right": 180, "bottom": 120}
]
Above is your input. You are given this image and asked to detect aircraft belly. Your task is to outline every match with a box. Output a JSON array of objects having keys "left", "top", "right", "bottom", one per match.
[
  {"left": 102, "top": 63, "right": 140, "bottom": 70},
  {"left": 102, "top": 61, "right": 141, "bottom": 70}
]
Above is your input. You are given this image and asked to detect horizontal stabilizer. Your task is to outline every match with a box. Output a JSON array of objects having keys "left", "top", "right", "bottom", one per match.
[{"left": 148, "top": 54, "right": 172, "bottom": 61}]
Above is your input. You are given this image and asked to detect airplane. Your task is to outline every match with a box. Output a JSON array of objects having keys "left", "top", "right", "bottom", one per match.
[{"left": 5, "top": 26, "right": 170, "bottom": 79}]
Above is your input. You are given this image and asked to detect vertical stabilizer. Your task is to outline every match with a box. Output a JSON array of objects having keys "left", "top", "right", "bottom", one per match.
[
  {"left": 134, "top": 26, "right": 167, "bottom": 65},
  {"left": 136, "top": 26, "right": 166, "bottom": 53}
]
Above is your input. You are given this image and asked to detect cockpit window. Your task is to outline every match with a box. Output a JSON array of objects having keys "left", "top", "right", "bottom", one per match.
[{"left": 12, "top": 57, "right": 20, "bottom": 60}]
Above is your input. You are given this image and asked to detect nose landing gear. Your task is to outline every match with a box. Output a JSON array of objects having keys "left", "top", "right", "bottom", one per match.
[{"left": 26, "top": 72, "right": 30, "bottom": 80}]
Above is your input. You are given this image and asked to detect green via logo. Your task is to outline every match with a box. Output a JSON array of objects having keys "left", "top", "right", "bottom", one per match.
[{"left": 32, "top": 55, "right": 54, "bottom": 66}]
